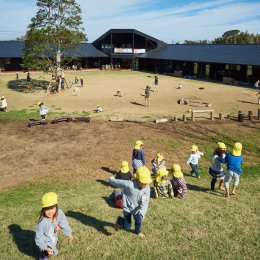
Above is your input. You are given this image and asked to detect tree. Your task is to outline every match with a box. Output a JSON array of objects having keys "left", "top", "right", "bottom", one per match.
[
  {"left": 16, "top": 35, "right": 26, "bottom": 41},
  {"left": 184, "top": 30, "right": 260, "bottom": 45},
  {"left": 23, "top": 0, "right": 86, "bottom": 74}
]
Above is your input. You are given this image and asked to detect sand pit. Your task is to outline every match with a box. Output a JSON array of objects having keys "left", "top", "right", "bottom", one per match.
[{"left": 0, "top": 70, "right": 259, "bottom": 119}]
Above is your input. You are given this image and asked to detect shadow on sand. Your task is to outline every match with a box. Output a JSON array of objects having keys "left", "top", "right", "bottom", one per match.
[
  {"left": 130, "top": 101, "right": 144, "bottom": 106},
  {"left": 8, "top": 79, "right": 49, "bottom": 93}
]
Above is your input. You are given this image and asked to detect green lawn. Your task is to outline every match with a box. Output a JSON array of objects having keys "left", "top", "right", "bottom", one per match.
[{"left": 0, "top": 166, "right": 259, "bottom": 259}]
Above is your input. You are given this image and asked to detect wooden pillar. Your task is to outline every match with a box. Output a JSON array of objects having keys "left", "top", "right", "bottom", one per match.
[
  {"left": 238, "top": 111, "right": 245, "bottom": 122},
  {"left": 258, "top": 109, "right": 260, "bottom": 120},
  {"left": 219, "top": 112, "right": 224, "bottom": 120},
  {"left": 191, "top": 112, "right": 195, "bottom": 121},
  {"left": 174, "top": 116, "right": 178, "bottom": 122},
  {"left": 210, "top": 111, "right": 214, "bottom": 120},
  {"left": 248, "top": 111, "right": 253, "bottom": 121},
  {"left": 183, "top": 114, "right": 186, "bottom": 122}
]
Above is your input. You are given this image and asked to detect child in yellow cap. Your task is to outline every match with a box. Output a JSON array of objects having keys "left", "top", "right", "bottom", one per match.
[
  {"left": 109, "top": 166, "right": 152, "bottom": 238},
  {"left": 218, "top": 142, "right": 243, "bottom": 197},
  {"left": 209, "top": 142, "right": 227, "bottom": 191},
  {"left": 154, "top": 167, "right": 173, "bottom": 198},
  {"left": 171, "top": 164, "right": 188, "bottom": 198},
  {"left": 132, "top": 140, "right": 146, "bottom": 175},
  {"left": 111, "top": 161, "right": 132, "bottom": 208},
  {"left": 151, "top": 153, "right": 166, "bottom": 175},
  {"left": 187, "top": 145, "right": 204, "bottom": 178},
  {"left": 35, "top": 192, "right": 73, "bottom": 259}
]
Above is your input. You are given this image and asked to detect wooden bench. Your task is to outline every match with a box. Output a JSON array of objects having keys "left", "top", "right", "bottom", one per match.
[{"left": 191, "top": 109, "right": 214, "bottom": 121}]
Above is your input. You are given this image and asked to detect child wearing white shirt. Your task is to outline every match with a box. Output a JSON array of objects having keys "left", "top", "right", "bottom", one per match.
[{"left": 187, "top": 144, "right": 204, "bottom": 178}]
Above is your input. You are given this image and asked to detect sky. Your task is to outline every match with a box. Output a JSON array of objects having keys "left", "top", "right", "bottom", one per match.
[{"left": 0, "top": 0, "right": 259, "bottom": 43}]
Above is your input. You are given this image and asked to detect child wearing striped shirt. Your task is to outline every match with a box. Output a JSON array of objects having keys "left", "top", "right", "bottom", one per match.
[{"left": 171, "top": 164, "right": 188, "bottom": 199}]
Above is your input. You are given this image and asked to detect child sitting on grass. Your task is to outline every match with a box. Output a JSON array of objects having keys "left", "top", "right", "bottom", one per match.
[
  {"left": 187, "top": 144, "right": 204, "bottom": 178},
  {"left": 218, "top": 142, "right": 243, "bottom": 198},
  {"left": 171, "top": 164, "right": 188, "bottom": 199},
  {"left": 209, "top": 142, "right": 226, "bottom": 191},
  {"left": 154, "top": 167, "right": 173, "bottom": 199},
  {"left": 35, "top": 192, "right": 73, "bottom": 260},
  {"left": 109, "top": 166, "right": 152, "bottom": 238}
]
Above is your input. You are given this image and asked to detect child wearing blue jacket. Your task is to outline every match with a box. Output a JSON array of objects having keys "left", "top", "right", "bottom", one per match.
[
  {"left": 35, "top": 192, "right": 73, "bottom": 260},
  {"left": 219, "top": 142, "right": 243, "bottom": 198}
]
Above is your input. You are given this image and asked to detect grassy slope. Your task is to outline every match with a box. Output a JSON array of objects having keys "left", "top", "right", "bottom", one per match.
[{"left": 0, "top": 124, "right": 259, "bottom": 259}]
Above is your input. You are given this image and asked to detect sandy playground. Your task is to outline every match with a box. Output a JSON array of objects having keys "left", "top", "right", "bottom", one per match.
[{"left": 0, "top": 70, "right": 259, "bottom": 119}]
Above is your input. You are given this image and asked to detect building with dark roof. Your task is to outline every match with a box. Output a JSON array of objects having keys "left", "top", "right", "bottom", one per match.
[
  {"left": 0, "top": 29, "right": 259, "bottom": 82},
  {"left": 92, "top": 29, "right": 165, "bottom": 68},
  {"left": 0, "top": 41, "right": 108, "bottom": 71},
  {"left": 138, "top": 44, "right": 260, "bottom": 82}
]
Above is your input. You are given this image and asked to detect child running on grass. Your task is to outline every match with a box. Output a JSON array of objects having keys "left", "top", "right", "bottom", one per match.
[
  {"left": 109, "top": 166, "right": 152, "bottom": 238},
  {"left": 209, "top": 142, "right": 226, "bottom": 191},
  {"left": 187, "top": 144, "right": 204, "bottom": 178},
  {"left": 218, "top": 142, "right": 243, "bottom": 198},
  {"left": 171, "top": 164, "right": 188, "bottom": 199},
  {"left": 35, "top": 192, "right": 73, "bottom": 260},
  {"left": 154, "top": 167, "right": 173, "bottom": 199}
]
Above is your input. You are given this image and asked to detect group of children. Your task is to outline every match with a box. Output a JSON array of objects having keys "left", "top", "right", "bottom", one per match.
[{"left": 35, "top": 139, "right": 243, "bottom": 259}]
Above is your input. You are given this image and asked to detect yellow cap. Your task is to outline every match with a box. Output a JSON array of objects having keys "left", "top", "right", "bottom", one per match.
[
  {"left": 217, "top": 142, "right": 227, "bottom": 149},
  {"left": 191, "top": 145, "right": 198, "bottom": 152},
  {"left": 232, "top": 142, "right": 242, "bottom": 156},
  {"left": 121, "top": 160, "right": 129, "bottom": 173},
  {"left": 172, "top": 164, "right": 183, "bottom": 178},
  {"left": 156, "top": 153, "right": 164, "bottom": 163},
  {"left": 38, "top": 101, "right": 43, "bottom": 106},
  {"left": 1, "top": 96, "right": 5, "bottom": 99},
  {"left": 134, "top": 140, "right": 143, "bottom": 150},
  {"left": 42, "top": 192, "right": 58, "bottom": 208},
  {"left": 136, "top": 166, "right": 152, "bottom": 184},
  {"left": 155, "top": 167, "right": 168, "bottom": 182}
]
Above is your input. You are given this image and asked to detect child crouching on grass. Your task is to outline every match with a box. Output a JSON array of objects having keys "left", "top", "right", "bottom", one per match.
[
  {"left": 187, "top": 144, "right": 204, "bottom": 178},
  {"left": 154, "top": 167, "right": 173, "bottom": 198},
  {"left": 35, "top": 192, "right": 73, "bottom": 260},
  {"left": 171, "top": 164, "right": 188, "bottom": 199},
  {"left": 109, "top": 166, "right": 152, "bottom": 238}
]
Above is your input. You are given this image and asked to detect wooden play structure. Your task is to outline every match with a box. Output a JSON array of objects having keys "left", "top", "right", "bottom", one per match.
[
  {"left": 177, "top": 98, "right": 212, "bottom": 107},
  {"left": 28, "top": 116, "right": 90, "bottom": 128}
]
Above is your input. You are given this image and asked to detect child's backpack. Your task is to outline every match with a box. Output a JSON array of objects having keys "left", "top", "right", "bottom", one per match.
[{"left": 115, "top": 195, "right": 123, "bottom": 208}]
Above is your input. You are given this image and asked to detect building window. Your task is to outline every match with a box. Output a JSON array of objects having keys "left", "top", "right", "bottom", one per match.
[
  {"left": 237, "top": 65, "right": 241, "bottom": 71},
  {"left": 205, "top": 64, "right": 210, "bottom": 76},
  {"left": 247, "top": 65, "right": 252, "bottom": 76},
  {"left": 194, "top": 62, "right": 198, "bottom": 74},
  {"left": 225, "top": 64, "right": 229, "bottom": 70}
]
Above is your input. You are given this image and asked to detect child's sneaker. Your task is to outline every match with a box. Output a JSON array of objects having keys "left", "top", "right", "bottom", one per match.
[
  {"left": 114, "top": 222, "right": 121, "bottom": 231},
  {"left": 197, "top": 176, "right": 201, "bottom": 179},
  {"left": 138, "top": 232, "right": 145, "bottom": 238}
]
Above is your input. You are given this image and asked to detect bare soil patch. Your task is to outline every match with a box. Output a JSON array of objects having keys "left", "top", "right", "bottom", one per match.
[{"left": 0, "top": 119, "right": 259, "bottom": 192}]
